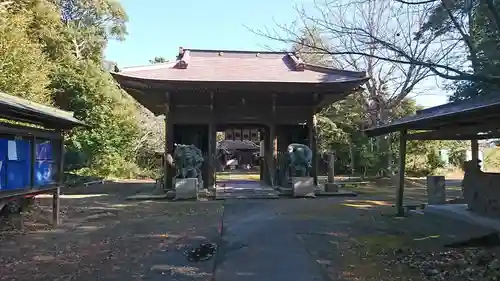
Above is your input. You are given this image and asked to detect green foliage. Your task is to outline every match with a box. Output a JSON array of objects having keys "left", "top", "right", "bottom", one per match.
[
  {"left": 482, "top": 147, "right": 500, "bottom": 171},
  {"left": 418, "top": 0, "right": 500, "bottom": 100},
  {"left": 50, "top": 59, "right": 139, "bottom": 177},
  {"left": 0, "top": 0, "right": 149, "bottom": 179},
  {"left": 0, "top": 4, "right": 53, "bottom": 104}
]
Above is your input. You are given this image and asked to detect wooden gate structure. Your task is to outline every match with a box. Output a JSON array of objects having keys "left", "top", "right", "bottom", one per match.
[{"left": 111, "top": 47, "right": 369, "bottom": 190}]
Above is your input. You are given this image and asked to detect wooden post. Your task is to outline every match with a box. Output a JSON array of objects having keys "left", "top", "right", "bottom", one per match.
[
  {"left": 52, "top": 187, "right": 60, "bottom": 226},
  {"left": 58, "top": 132, "right": 65, "bottom": 184},
  {"left": 471, "top": 139, "right": 479, "bottom": 164},
  {"left": 396, "top": 129, "right": 407, "bottom": 216},
  {"left": 269, "top": 123, "right": 276, "bottom": 186},
  {"left": 53, "top": 130, "right": 64, "bottom": 226},
  {"left": 259, "top": 129, "right": 265, "bottom": 183},
  {"left": 308, "top": 114, "right": 318, "bottom": 186},
  {"left": 207, "top": 92, "right": 216, "bottom": 189},
  {"left": 30, "top": 135, "right": 36, "bottom": 188},
  {"left": 208, "top": 122, "right": 216, "bottom": 189},
  {"left": 164, "top": 102, "right": 174, "bottom": 190}
]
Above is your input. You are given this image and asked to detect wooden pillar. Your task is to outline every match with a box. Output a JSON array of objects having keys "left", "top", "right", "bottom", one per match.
[
  {"left": 276, "top": 126, "right": 288, "bottom": 187},
  {"left": 207, "top": 122, "right": 216, "bottom": 189},
  {"left": 164, "top": 102, "right": 174, "bottom": 190},
  {"left": 30, "top": 135, "right": 36, "bottom": 188},
  {"left": 263, "top": 126, "right": 271, "bottom": 186},
  {"left": 259, "top": 129, "right": 265, "bottom": 183},
  {"left": 207, "top": 92, "right": 216, "bottom": 189},
  {"left": 269, "top": 123, "right": 276, "bottom": 186},
  {"left": 396, "top": 129, "right": 407, "bottom": 216},
  {"left": 58, "top": 132, "right": 65, "bottom": 184},
  {"left": 52, "top": 187, "right": 60, "bottom": 226},
  {"left": 53, "top": 130, "right": 64, "bottom": 226},
  {"left": 308, "top": 114, "right": 318, "bottom": 186},
  {"left": 471, "top": 139, "right": 479, "bottom": 164}
]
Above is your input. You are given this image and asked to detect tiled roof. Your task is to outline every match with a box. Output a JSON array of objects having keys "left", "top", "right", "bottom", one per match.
[
  {"left": 113, "top": 48, "right": 368, "bottom": 84},
  {"left": 364, "top": 94, "right": 500, "bottom": 136},
  {"left": 0, "top": 92, "right": 85, "bottom": 128}
]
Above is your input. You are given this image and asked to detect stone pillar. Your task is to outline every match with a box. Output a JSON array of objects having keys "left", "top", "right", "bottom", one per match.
[
  {"left": 308, "top": 115, "right": 318, "bottom": 186},
  {"left": 427, "top": 176, "right": 446, "bottom": 205},
  {"left": 325, "top": 152, "right": 338, "bottom": 192}
]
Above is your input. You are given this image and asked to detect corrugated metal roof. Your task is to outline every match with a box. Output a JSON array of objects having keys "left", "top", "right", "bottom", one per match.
[
  {"left": 113, "top": 49, "right": 368, "bottom": 84},
  {"left": 0, "top": 92, "right": 85, "bottom": 129},
  {"left": 364, "top": 94, "right": 500, "bottom": 136}
]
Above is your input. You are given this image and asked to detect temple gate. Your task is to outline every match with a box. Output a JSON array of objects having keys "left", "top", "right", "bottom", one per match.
[{"left": 111, "top": 47, "right": 368, "bottom": 190}]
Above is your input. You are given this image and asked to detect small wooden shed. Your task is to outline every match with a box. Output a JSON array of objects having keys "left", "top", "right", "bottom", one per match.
[{"left": 0, "top": 92, "right": 85, "bottom": 225}]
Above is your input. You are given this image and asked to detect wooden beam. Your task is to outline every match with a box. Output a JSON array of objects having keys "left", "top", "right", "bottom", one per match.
[
  {"left": 471, "top": 139, "right": 479, "bottom": 164},
  {"left": 396, "top": 129, "right": 407, "bottom": 217},
  {"left": 0, "top": 122, "right": 61, "bottom": 140},
  {"left": 308, "top": 113, "right": 318, "bottom": 186},
  {"left": 406, "top": 130, "right": 500, "bottom": 140},
  {"left": 164, "top": 92, "right": 174, "bottom": 190}
]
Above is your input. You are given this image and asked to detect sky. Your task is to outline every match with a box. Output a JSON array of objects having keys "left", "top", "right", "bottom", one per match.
[{"left": 104, "top": 0, "right": 450, "bottom": 108}]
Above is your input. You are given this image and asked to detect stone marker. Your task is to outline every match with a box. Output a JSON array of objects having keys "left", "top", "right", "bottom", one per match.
[
  {"left": 427, "top": 176, "right": 446, "bottom": 205},
  {"left": 175, "top": 178, "right": 198, "bottom": 200},
  {"left": 324, "top": 152, "right": 339, "bottom": 192},
  {"left": 292, "top": 177, "right": 315, "bottom": 197}
]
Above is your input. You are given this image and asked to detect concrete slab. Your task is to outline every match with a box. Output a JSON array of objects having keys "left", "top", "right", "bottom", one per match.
[
  {"left": 215, "top": 183, "right": 280, "bottom": 200},
  {"left": 423, "top": 204, "right": 500, "bottom": 232},
  {"left": 214, "top": 202, "right": 325, "bottom": 281}
]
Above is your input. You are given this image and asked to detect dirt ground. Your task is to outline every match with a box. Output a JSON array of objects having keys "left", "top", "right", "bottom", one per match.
[{"left": 0, "top": 180, "right": 499, "bottom": 281}]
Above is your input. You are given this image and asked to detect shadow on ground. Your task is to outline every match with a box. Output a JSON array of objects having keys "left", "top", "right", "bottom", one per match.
[
  {"left": 0, "top": 181, "right": 223, "bottom": 281},
  {"left": 1, "top": 179, "right": 499, "bottom": 281}
]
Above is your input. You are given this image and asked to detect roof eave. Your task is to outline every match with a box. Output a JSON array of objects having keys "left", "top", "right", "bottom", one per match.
[{"left": 111, "top": 71, "right": 370, "bottom": 85}]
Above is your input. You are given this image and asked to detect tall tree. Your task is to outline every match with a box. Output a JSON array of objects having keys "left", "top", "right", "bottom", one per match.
[
  {"left": 52, "top": 0, "right": 128, "bottom": 61},
  {"left": 0, "top": 0, "right": 55, "bottom": 104},
  {"left": 256, "top": 0, "right": 500, "bottom": 86},
  {"left": 274, "top": 1, "right": 436, "bottom": 175}
]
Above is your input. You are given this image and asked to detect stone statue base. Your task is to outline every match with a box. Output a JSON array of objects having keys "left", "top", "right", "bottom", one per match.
[
  {"left": 324, "top": 183, "right": 339, "bottom": 192},
  {"left": 175, "top": 178, "right": 198, "bottom": 200},
  {"left": 292, "top": 177, "right": 315, "bottom": 197}
]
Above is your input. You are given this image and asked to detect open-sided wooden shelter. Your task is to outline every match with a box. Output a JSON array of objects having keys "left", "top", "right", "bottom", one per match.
[
  {"left": 0, "top": 92, "right": 84, "bottom": 225},
  {"left": 111, "top": 47, "right": 369, "bottom": 190},
  {"left": 365, "top": 94, "right": 500, "bottom": 215}
]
